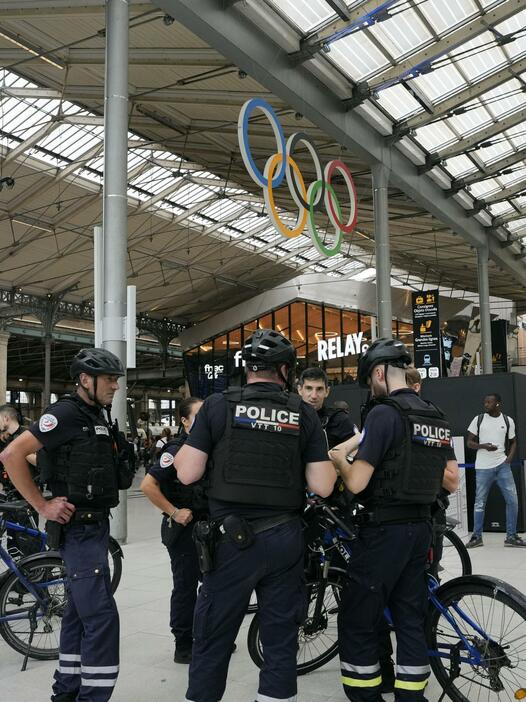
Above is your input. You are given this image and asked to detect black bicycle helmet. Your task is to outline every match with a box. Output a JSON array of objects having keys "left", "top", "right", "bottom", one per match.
[
  {"left": 357, "top": 337, "right": 412, "bottom": 387},
  {"left": 242, "top": 329, "right": 296, "bottom": 372},
  {"left": 70, "top": 347, "right": 125, "bottom": 380}
]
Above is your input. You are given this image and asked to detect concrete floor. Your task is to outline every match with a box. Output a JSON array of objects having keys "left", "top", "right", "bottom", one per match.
[{"left": 2, "top": 479, "right": 526, "bottom": 702}]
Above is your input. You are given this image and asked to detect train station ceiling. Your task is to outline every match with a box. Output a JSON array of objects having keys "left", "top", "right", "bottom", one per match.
[{"left": 0, "top": 0, "right": 525, "bottom": 328}]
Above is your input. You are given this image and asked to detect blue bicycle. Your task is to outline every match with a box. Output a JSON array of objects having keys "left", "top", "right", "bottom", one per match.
[
  {"left": 248, "top": 498, "right": 526, "bottom": 701},
  {"left": 0, "top": 499, "right": 123, "bottom": 668},
  {"left": 0, "top": 500, "right": 67, "bottom": 667}
]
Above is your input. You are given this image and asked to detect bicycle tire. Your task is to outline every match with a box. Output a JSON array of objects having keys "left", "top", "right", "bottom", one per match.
[
  {"left": 426, "top": 575, "right": 526, "bottom": 702},
  {"left": 247, "top": 573, "right": 343, "bottom": 675},
  {"left": 108, "top": 536, "right": 123, "bottom": 594},
  {"left": 439, "top": 530, "right": 472, "bottom": 581},
  {"left": 0, "top": 555, "right": 66, "bottom": 660}
]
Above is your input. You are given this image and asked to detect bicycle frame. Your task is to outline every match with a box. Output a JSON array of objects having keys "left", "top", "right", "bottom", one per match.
[
  {"left": 0, "top": 518, "right": 65, "bottom": 624},
  {"left": 315, "top": 510, "right": 496, "bottom": 671}
]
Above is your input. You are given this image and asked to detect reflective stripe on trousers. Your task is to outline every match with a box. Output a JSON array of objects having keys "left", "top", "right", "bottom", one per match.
[{"left": 341, "top": 660, "right": 382, "bottom": 690}]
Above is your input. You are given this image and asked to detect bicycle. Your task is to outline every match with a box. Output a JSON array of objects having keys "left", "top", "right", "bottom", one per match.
[
  {"left": 245, "top": 499, "right": 470, "bottom": 616},
  {"left": 0, "top": 497, "right": 123, "bottom": 593},
  {"left": 0, "top": 500, "right": 68, "bottom": 669},
  {"left": 247, "top": 497, "right": 526, "bottom": 701}
]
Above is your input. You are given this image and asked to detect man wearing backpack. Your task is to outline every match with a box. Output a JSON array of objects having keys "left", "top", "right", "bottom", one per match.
[{"left": 466, "top": 393, "right": 525, "bottom": 548}]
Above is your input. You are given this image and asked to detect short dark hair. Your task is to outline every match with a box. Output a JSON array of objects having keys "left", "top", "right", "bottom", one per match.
[
  {"left": 179, "top": 396, "right": 202, "bottom": 421},
  {"left": 0, "top": 405, "right": 19, "bottom": 421},
  {"left": 406, "top": 368, "right": 422, "bottom": 387},
  {"left": 486, "top": 393, "right": 501, "bottom": 403},
  {"left": 299, "top": 367, "right": 328, "bottom": 387}
]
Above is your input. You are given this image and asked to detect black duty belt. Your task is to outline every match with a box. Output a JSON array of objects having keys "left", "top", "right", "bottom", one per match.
[
  {"left": 216, "top": 512, "right": 298, "bottom": 540},
  {"left": 69, "top": 508, "right": 110, "bottom": 524},
  {"left": 247, "top": 513, "right": 298, "bottom": 534},
  {"left": 355, "top": 505, "right": 431, "bottom": 525}
]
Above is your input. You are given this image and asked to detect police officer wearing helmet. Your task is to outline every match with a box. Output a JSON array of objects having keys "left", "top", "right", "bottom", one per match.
[
  {"left": 174, "top": 329, "right": 336, "bottom": 702},
  {"left": 0, "top": 347, "right": 126, "bottom": 702},
  {"left": 330, "top": 338, "right": 459, "bottom": 702}
]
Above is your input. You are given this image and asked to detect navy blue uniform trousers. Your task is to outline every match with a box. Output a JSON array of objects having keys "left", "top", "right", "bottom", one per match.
[
  {"left": 164, "top": 518, "right": 201, "bottom": 648},
  {"left": 185, "top": 517, "right": 304, "bottom": 702},
  {"left": 338, "top": 521, "right": 432, "bottom": 702},
  {"left": 52, "top": 520, "right": 119, "bottom": 702}
]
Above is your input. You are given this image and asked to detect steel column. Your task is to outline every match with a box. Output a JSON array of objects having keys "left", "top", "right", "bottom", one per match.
[
  {"left": 102, "top": 0, "right": 129, "bottom": 543},
  {"left": 477, "top": 243, "right": 493, "bottom": 375},
  {"left": 43, "top": 334, "right": 52, "bottom": 410},
  {"left": 372, "top": 164, "right": 392, "bottom": 339}
]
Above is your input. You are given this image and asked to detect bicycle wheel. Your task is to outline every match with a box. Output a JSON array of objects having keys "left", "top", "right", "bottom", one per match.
[
  {"left": 437, "top": 530, "right": 472, "bottom": 583},
  {"left": 247, "top": 574, "right": 342, "bottom": 675},
  {"left": 108, "top": 536, "right": 123, "bottom": 594},
  {"left": 426, "top": 575, "right": 526, "bottom": 702},
  {"left": 0, "top": 555, "right": 67, "bottom": 660}
]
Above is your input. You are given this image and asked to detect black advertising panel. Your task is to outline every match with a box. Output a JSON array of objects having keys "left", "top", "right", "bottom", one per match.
[
  {"left": 491, "top": 319, "right": 508, "bottom": 373},
  {"left": 412, "top": 289, "right": 442, "bottom": 380}
]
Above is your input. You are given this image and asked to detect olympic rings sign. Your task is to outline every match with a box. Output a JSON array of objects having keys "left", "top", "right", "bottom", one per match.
[{"left": 237, "top": 97, "right": 358, "bottom": 258}]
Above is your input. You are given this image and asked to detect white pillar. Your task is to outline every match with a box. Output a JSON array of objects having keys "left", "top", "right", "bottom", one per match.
[{"left": 0, "top": 330, "right": 10, "bottom": 403}]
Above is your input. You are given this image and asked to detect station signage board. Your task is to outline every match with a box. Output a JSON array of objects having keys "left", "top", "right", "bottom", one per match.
[{"left": 412, "top": 289, "right": 442, "bottom": 379}]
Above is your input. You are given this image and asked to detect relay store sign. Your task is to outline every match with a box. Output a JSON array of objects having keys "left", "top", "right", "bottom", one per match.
[{"left": 317, "top": 332, "right": 368, "bottom": 361}]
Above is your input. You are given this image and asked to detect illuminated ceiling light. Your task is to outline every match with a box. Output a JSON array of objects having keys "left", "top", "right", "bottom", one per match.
[
  {"left": 315, "top": 331, "right": 338, "bottom": 340},
  {"left": 12, "top": 217, "right": 52, "bottom": 233},
  {"left": 296, "top": 329, "right": 305, "bottom": 341},
  {"left": 0, "top": 30, "right": 64, "bottom": 70}
]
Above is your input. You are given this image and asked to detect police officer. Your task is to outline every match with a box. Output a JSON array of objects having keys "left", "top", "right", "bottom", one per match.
[
  {"left": 298, "top": 367, "right": 357, "bottom": 449},
  {"left": 0, "top": 348, "right": 125, "bottom": 702},
  {"left": 174, "top": 329, "right": 336, "bottom": 702},
  {"left": 330, "top": 338, "right": 459, "bottom": 701},
  {"left": 140, "top": 396, "right": 206, "bottom": 664}
]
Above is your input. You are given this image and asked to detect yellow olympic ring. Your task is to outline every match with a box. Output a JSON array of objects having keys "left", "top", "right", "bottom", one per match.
[{"left": 263, "top": 153, "right": 308, "bottom": 239}]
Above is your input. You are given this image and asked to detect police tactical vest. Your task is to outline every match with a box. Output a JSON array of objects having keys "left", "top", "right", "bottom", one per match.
[
  {"left": 158, "top": 435, "right": 208, "bottom": 516},
  {"left": 38, "top": 395, "right": 119, "bottom": 509},
  {"left": 208, "top": 386, "right": 305, "bottom": 510},
  {"left": 366, "top": 392, "right": 450, "bottom": 506}
]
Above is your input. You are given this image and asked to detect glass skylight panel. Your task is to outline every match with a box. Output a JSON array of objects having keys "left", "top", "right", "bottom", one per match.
[
  {"left": 470, "top": 180, "right": 499, "bottom": 199},
  {"left": 477, "top": 139, "right": 515, "bottom": 164},
  {"left": 266, "top": 0, "right": 334, "bottom": 32},
  {"left": 445, "top": 154, "right": 477, "bottom": 176},
  {"left": 450, "top": 33, "right": 507, "bottom": 83},
  {"left": 39, "top": 126, "right": 101, "bottom": 161},
  {"left": 499, "top": 167, "right": 526, "bottom": 186},
  {"left": 446, "top": 105, "right": 492, "bottom": 136},
  {"left": 415, "top": 121, "right": 457, "bottom": 152},
  {"left": 419, "top": 0, "right": 477, "bottom": 37},
  {"left": 376, "top": 84, "right": 422, "bottom": 120},
  {"left": 329, "top": 32, "right": 389, "bottom": 82},
  {"left": 412, "top": 64, "right": 466, "bottom": 103},
  {"left": 507, "top": 123, "right": 526, "bottom": 149},
  {"left": 368, "top": 10, "right": 430, "bottom": 60},
  {"left": 199, "top": 199, "right": 244, "bottom": 220},
  {"left": 508, "top": 219, "right": 526, "bottom": 231},
  {"left": 489, "top": 201, "right": 514, "bottom": 215}
]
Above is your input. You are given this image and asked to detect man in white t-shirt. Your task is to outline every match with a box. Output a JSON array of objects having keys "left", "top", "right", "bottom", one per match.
[{"left": 466, "top": 393, "right": 525, "bottom": 548}]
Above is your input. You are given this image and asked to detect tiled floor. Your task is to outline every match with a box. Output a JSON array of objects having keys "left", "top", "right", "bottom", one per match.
[{"left": 2, "top": 481, "right": 526, "bottom": 701}]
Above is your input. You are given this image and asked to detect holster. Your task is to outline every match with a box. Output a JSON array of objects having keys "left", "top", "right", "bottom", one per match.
[
  {"left": 192, "top": 520, "right": 216, "bottom": 573},
  {"left": 45, "top": 520, "right": 64, "bottom": 550}
]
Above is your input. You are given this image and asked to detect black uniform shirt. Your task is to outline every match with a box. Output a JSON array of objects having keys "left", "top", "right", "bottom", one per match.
[
  {"left": 148, "top": 432, "right": 187, "bottom": 511},
  {"left": 187, "top": 382, "right": 329, "bottom": 519},
  {"left": 29, "top": 396, "right": 106, "bottom": 451},
  {"left": 318, "top": 406, "right": 357, "bottom": 449}
]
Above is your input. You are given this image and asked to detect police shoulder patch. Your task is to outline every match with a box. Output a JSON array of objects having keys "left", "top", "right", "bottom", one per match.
[
  {"left": 39, "top": 414, "right": 58, "bottom": 432},
  {"left": 160, "top": 452, "right": 174, "bottom": 468}
]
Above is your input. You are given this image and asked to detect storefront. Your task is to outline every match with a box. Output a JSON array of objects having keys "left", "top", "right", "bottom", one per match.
[{"left": 180, "top": 274, "right": 466, "bottom": 397}]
